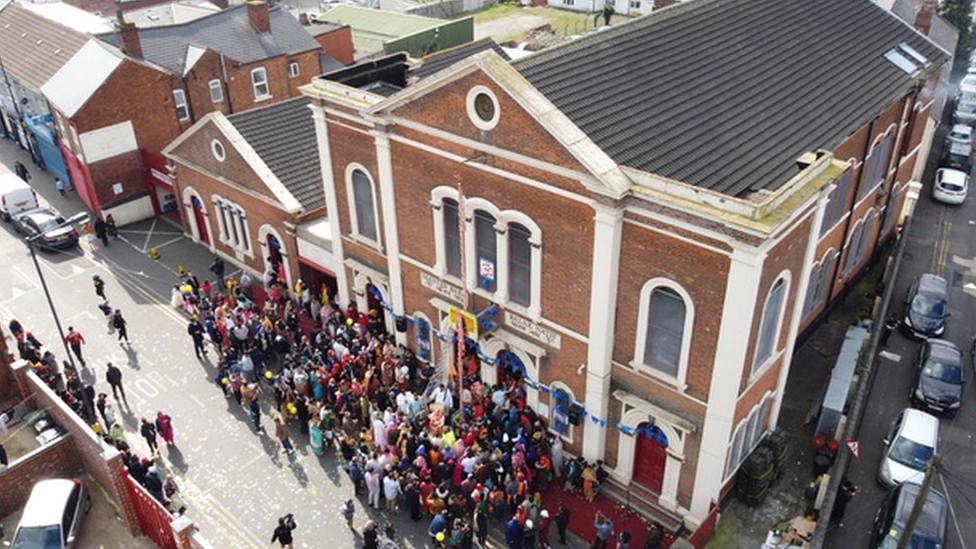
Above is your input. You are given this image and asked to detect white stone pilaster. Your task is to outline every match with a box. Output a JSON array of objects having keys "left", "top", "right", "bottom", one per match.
[
  {"left": 309, "top": 104, "right": 349, "bottom": 306},
  {"left": 688, "top": 246, "right": 764, "bottom": 522},
  {"left": 374, "top": 129, "right": 407, "bottom": 346},
  {"left": 582, "top": 203, "right": 623, "bottom": 461}
]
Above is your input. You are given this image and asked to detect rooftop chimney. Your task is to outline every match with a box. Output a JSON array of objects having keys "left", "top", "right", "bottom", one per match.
[
  {"left": 114, "top": 11, "right": 143, "bottom": 58},
  {"left": 247, "top": 1, "right": 271, "bottom": 34}
]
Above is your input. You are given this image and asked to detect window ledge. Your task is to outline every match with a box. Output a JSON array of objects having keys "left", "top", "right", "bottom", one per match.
[
  {"left": 347, "top": 233, "right": 384, "bottom": 254},
  {"left": 254, "top": 94, "right": 273, "bottom": 103},
  {"left": 627, "top": 360, "right": 687, "bottom": 393}
]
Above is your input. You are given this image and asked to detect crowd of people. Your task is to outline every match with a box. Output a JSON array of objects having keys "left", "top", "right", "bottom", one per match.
[{"left": 6, "top": 252, "right": 670, "bottom": 549}]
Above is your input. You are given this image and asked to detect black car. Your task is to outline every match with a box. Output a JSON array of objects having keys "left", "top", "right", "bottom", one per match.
[
  {"left": 912, "top": 339, "right": 964, "bottom": 415},
  {"left": 872, "top": 480, "right": 947, "bottom": 549},
  {"left": 12, "top": 207, "right": 79, "bottom": 250},
  {"left": 902, "top": 273, "right": 948, "bottom": 339}
]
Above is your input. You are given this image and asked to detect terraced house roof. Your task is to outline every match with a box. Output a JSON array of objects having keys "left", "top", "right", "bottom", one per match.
[
  {"left": 0, "top": 2, "right": 89, "bottom": 90},
  {"left": 514, "top": 0, "right": 949, "bottom": 198},
  {"left": 227, "top": 97, "right": 325, "bottom": 213},
  {"left": 98, "top": 4, "right": 321, "bottom": 75}
]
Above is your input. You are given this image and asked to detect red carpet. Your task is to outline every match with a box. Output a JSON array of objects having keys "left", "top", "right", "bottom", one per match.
[{"left": 539, "top": 482, "right": 676, "bottom": 548}]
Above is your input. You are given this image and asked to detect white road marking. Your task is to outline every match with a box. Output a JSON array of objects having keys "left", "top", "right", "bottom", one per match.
[{"left": 879, "top": 351, "right": 901, "bottom": 362}]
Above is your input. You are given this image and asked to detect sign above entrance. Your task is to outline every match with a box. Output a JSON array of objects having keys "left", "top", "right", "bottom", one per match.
[
  {"left": 420, "top": 272, "right": 466, "bottom": 303},
  {"left": 505, "top": 312, "right": 562, "bottom": 349},
  {"left": 448, "top": 306, "right": 479, "bottom": 342}
]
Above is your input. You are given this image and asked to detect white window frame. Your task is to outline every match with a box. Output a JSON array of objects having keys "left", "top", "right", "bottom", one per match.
[
  {"left": 431, "top": 186, "right": 462, "bottom": 281},
  {"left": 173, "top": 89, "right": 189, "bottom": 121},
  {"left": 208, "top": 79, "right": 224, "bottom": 103},
  {"left": 548, "top": 381, "right": 576, "bottom": 443},
  {"left": 345, "top": 163, "right": 381, "bottom": 248},
  {"left": 725, "top": 394, "right": 773, "bottom": 479},
  {"left": 288, "top": 61, "right": 300, "bottom": 78},
  {"left": 880, "top": 182, "right": 905, "bottom": 236},
  {"left": 212, "top": 194, "right": 252, "bottom": 255},
  {"left": 632, "top": 278, "right": 694, "bottom": 389},
  {"left": 251, "top": 67, "right": 271, "bottom": 101},
  {"left": 752, "top": 274, "right": 790, "bottom": 375}
]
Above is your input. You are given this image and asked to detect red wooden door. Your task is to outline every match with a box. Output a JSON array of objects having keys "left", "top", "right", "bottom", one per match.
[
  {"left": 633, "top": 424, "right": 667, "bottom": 494},
  {"left": 191, "top": 196, "right": 209, "bottom": 245}
]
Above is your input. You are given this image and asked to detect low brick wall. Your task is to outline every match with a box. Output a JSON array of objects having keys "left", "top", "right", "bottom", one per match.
[{"left": 0, "top": 434, "right": 83, "bottom": 517}]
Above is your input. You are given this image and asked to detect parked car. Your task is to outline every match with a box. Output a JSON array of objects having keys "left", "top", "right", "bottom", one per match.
[
  {"left": 9, "top": 479, "right": 90, "bottom": 549},
  {"left": 878, "top": 408, "right": 939, "bottom": 488},
  {"left": 11, "top": 207, "right": 79, "bottom": 250},
  {"left": 932, "top": 167, "right": 968, "bottom": 204},
  {"left": 901, "top": 273, "right": 948, "bottom": 339},
  {"left": 945, "top": 123, "right": 973, "bottom": 147},
  {"left": 912, "top": 339, "right": 964, "bottom": 414},
  {"left": 955, "top": 100, "right": 976, "bottom": 124},
  {"left": 871, "top": 479, "right": 947, "bottom": 549}
]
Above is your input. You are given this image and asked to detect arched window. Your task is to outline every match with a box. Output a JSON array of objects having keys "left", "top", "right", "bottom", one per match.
[
  {"left": 725, "top": 395, "right": 772, "bottom": 478},
  {"left": 802, "top": 250, "right": 836, "bottom": 320},
  {"left": 351, "top": 169, "right": 378, "bottom": 242},
  {"left": 643, "top": 287, "right": 686, "bottom": 377},
  {"left": 443, "top": 198, "right": 462, "bottom": 277},
  {"left": 753, "top": 278, "right": 787, "bottom": 373},
  {"left": 859, "top": 132, "right": 895, "bottom": 199},
  {"left": 548, "top": 381, "right": 576, "bottom": 442},
  {"left": 475, "top": 210, "right": 497, "bottom": 293},
  {"left": 509, "top": 223, "right": 532, "bottom": 306}
]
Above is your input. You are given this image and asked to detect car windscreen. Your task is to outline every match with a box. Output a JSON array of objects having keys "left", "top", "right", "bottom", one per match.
[
  {"left": 923, "top": 357, "right": 963, "bottom": 383},
  {"left": 889, "top": 436, "right": 934, "bottom": 471},
  {"left": 911, "top": 294, "right": 947, "bottom": 318},
  {"left": 878, "top": 527, "right": 942, "bottom": 549},
  {"left": 36, "top": 216, "right": 65, "bottom": 232},
  {"left": 940, "top": 180, "right": 966, "bottom": 191},
  {"left": 11, "top": 525, "right": 61, "bottom": 548}
]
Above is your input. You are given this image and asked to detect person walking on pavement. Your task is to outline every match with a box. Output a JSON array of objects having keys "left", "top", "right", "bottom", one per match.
[
  {"left": 271, "top": 513, "right": 297, "bottom": 549},
  {"left": 93, "top": 274, "right": 106, "bottom": 300},
  {"left": 209, "top": 256, "right": 226, "bottom": 292},
  {"left": 881, "top": 313, "right": 899, "bottom": 347},
  {"left": 273, "top": 415, "right": 294, "bottom": 454},
  {"left": 140, "top": 417, "right": 159, "bottom": 454},
  {"left": 340, "top": 498, "right": 356, "bottom": 530},
  {"left": 591, "top": 512, "right": 613, "bottom": 549},
  {"left": 554, "top": 506, "right": 570, "bottom": 545},
  {"left": 831, "top": 479, "right": 857, "bottom": 524},
  {"left": 55, "top": 178, "right": 66, "bottom": 196},
  {"left": 96, "top": 393, "right": 109, "bottom": 426},
  {"left": 105, "top": 214, "right": 118, "bottom": 239},
  {"left": 537, "top": 509, "right": 551, "bottom": 549},
  {"left": 64, "top": 326, "right": 86, "bottom": 366},
  {"left": 94, "top": 217, "right": 109, "bottom": 247},
  {"left": 187, "top": 316, "right": 206, "bottom": 358},
  {"left": 112, "top": 309, "right": 129, "bottom": 343},
  {"left": 14, "top": 161, "right": 29, "bottom": 182},
  {"left": 156, "top": 411, "right": 176, "bottom": 445},
  {"left": 106, "top": 362, "right": 127, "bottom": 404}
]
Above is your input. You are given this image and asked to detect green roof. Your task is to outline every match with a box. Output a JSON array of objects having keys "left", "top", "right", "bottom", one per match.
[{"left": 318, "top": 5, "right": 460, "bottom": 55}]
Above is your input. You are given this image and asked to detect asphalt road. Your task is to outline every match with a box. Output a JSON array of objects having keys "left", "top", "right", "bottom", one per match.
[{"left": 823, "top": 146, "right": 976, "bottom": 546}]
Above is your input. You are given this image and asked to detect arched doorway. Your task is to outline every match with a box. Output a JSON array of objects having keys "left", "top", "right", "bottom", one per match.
[
  {"left": 267, "top": 234, "right": 284, "bottom": 283},
  {"left": 496, "top": 349, "right": 525, "bottom": 386},
  {"left": 633, "top": 423, "right": 668, "bottom": 494},
  {"left": 191, "top": 196, "right": 210, "bottom": 245},
  {"left": 365, "top": 283, "right": 387, "bottom": 328}
]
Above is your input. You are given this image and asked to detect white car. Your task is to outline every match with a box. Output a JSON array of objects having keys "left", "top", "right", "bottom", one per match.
[
  {"left": 878, "top": 408, "right": 939, "bottom": 488},
  {"left": 933, "top": 167, "right": 969, "bottom": 204},
  {"left": 954, "top": 100, "right": 976, "bottom": 124},
  {"left": 945, "top": 123, "right": 973, "bottom": 148}
]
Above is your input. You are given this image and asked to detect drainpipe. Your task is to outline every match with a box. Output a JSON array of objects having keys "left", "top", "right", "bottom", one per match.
[{"left": 219, "top": 53, "right": 235, "bottom": 114}]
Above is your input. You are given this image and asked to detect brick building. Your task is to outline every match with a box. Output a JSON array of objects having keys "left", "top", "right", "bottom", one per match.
[
  {"left": 162, "top": 97, "right": 329, "bottom": 292},
  {"left": 298, "top": 0, "right": 947, "bottom": 534},
  {"left": 40, "top": 1, "right": 337, "bottom": 224}
]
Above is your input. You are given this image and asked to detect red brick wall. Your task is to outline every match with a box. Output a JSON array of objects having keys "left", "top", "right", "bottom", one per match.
[
  {"left": 0, "top": 436, "right": 83, "bottom": 517},
  {"left": 223, "top": 52, "right": 321, "bottom": 112},
  {"left": 86, "top": 150, "right": 147, "bottom": 207},
  {"left": 314, "top": 26, "right": 355, "bottom": 65}
]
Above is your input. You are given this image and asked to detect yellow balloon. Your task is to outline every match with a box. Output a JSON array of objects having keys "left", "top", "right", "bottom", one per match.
[
  {"left": 221, "top": 377, "right": 229, "bottom": 384},
  {"left": 435, "top": 532, "right": 445, "bottom": 541},
  {"left": 265, "top": 371, "right": 274, "bottom": 379}
]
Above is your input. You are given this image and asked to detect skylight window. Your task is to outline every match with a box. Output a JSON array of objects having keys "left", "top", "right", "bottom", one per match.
[
  {"left": 898, "top": 42, "right": 927, "bottom": 66},
  {"left": 885, "top": 50, "right": 918, "bottom": 75}
]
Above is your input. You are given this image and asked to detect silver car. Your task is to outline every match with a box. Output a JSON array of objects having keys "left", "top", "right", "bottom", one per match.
[{"left": 9, "top": 479, "right": 90, "bottom": 549}]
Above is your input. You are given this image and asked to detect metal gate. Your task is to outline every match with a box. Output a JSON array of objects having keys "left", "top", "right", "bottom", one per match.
[{"left": 122, "top": 467, "right": 177, "bottom": 549}]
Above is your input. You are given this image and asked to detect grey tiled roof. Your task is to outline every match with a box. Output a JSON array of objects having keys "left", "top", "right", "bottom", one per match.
[
  {"left": 227, "top": 97, "right": 325, "bottom": 213},
  {"left": 514, "top": 0, "right": 949, "bottom": 198},
  {"left": 413, "top": 37, "right": 509, "bottom": 80},
  {"left": 99, "top": 5, "right": 321, "bottom": 74}
]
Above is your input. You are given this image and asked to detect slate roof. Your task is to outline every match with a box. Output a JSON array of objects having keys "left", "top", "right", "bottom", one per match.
[
  {"left": 226, "top": 97, "right": 325, "bottom": 213},
  {"left": 514, "top": 0, "right": 949, "bottom": 198},
  {"left": 412, "top": 38, "right": 509, "bottom": 80},
  {"left": 0, "top": 2, "right": 89, "bottom": 90},
  {"left": 98, "top": 4, "right": 321, "bottom": 75}
]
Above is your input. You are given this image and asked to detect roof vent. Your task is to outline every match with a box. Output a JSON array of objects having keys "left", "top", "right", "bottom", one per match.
[{"left": 795, "top": 151, "right": 819, "bottom": 170}]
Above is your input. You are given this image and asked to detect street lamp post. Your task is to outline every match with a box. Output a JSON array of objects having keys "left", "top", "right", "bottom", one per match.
[{"left": 25, "top": 212, "right": 89, "bottom": 373}]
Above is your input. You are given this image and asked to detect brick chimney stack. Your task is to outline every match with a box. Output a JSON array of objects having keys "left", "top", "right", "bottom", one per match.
[
  {"left": 114, "top": 11, "right": 143, "bottom": 58},
  {"left": 210, "top": 0, "right": 229, "bottom": 9},
  {"left": 246, "top": 1, "right": 271, "bottom": 34}
]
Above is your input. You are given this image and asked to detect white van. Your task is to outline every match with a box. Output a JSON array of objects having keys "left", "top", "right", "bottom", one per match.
[
  {"left": 9, "top": 479, "right": 90, "bottom": 548},
  {"left": 0, "top": 172, "right": 37, "bottom": 221}
]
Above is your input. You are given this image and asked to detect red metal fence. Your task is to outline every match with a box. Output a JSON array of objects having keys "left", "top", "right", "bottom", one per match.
[
  {"left": 122, "top": 467, "right": 177, "bottom": 549},
  {"left": 688, "top": 500, "right": 720, "bottom": 548}
]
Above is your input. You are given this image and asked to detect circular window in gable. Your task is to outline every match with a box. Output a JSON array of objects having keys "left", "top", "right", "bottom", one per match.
[
  {"left": 466, "top": 85, "right": 500, "bottom": 131},
  {"left": 211, "top": 139, "right": 226, "bottom": 162}
]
